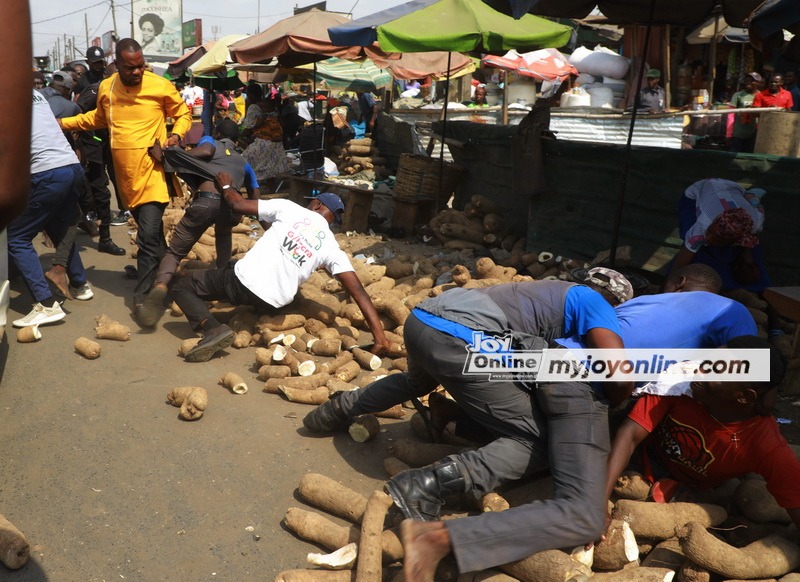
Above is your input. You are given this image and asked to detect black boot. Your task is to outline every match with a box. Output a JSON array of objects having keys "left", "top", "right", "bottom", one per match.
[
  {"left": 98, "top": 225, "right": 125, "bottom": 255},
  {"left": 302, "top": 391, "right": 351, "bottom": 432},
  {"left": 384, "top": 459, "right": 468, "bottom": 521}
]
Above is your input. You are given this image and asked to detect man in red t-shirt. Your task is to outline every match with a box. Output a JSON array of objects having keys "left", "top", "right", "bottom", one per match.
[
  {"left": 603, "top": 335, "right": 800, "bottom": 530},
  {"left": 753, "top": 74, "right": 794, "bottom": 110}
]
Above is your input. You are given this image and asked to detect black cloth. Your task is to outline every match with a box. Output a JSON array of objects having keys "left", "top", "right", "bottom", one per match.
[
  {"left": 171, "top": 264, "right": 272, "bottom": 332},
  {"left": 638, "top": 85, "right": 666, "bottom": 112},
  {"left": 75, "top": 69, "right": 104, "bottom": 96},
  {"left": 131, "top": 202, "right": 167, "bottom": 305},
  {"left": 162, "top": 138, "right": 248, "bottom": 190}
]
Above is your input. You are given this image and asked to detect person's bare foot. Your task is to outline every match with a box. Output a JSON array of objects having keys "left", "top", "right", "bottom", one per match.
[
  {"left": 45, "top": 265, "right": 72, "bottom": 299},
  {"left": 401, "top": 519, "right": 452, "bottom": 582}
]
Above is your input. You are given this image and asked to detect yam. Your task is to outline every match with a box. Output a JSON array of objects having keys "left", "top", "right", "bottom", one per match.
[
  {"left": 0, "top": 513, "right": 30, "bottom": 569},
  {"left": 593, "top": 519, "right": 639, "bottom": 570},
  {"left": 167, "top": 386, "right": 207, "bottom": 421},
  {"left": 283, "top": 507, "right": 402, "bottom": 563},
  {"left": 75, "top": 337, "right": 102, "bottom": 359},
  {"left": 384, "top": 259, "right": 414, "bottom": 279},
  {"left": 16, "top": 326, "right": 41, "bottom": 343},
  {"left": 591, "top": 567, "right": 676, "bottom": 581},
  {"left": 355, "top": 490, "right": 393, "bottom": 582},
  {"left": 335, "top": 360, "right": 362, "bottom": 383},
  {"left": 677, "top": 521, "right": 800, "bottom": 579},
  {"left": 483, "top": 213, "right": 503, "bottom": 233},
  {"left": 283, "top": 352, "right": 316, "bottom": 376},
  {"left": 503, "top": 476, "right": 554, "bottom": 507},
  {"left": 261, "top": 314, "right": 306, "bottom": 331},
  {"left": 279, "top": 385, "right": 329, "bottom": 405},
  {"left": 274, "top": 570, "right": 353, "bottom": 581},
  {"left": 747, "top": 307, "right": 768, "bottom": 327},
  {"left": 451, "top": 265, "right": 472, "bottom": 286},
  {"left": 366, "top": 277, "right": 396, "bottom": 295},
  {"left": 232, "top": 330, "right": 251, "bottom": 349},
  {"left": 264, "top": 373, "right": 330, "bottom": 394},
  {"left": 258, "top": 365, "right": 292, "bottom": 380},
  {"left": 386, "top": 438, "right": 465, "bottom": 467},
  {"left": 384, "top": 457, "right": 411, "bottom": 477},
  {"left": 95, "top": 322, "right": 131, "bottom": 341},
  {"left": 677, "top": 561, "right": 711, "bottom": 582},
  {"left": 481, "top": 492, "right": 510, "bottom": 513},
  {"left": 372, "top": 293, "right": 410, "bottom": 326},
  {"left": 734, "top": 478, "right": 792, "bottom": 524},
  {"left": 501, "top": 549, "right": 593, "bottom": 582},
  {"left": 471, "top": 194, "right": 499, "bottom": 216},
  {"left": 307, "top": 542, "right": 358, "bottom": 570},
  {"left": 319, "top": 351, "right": 354, "bottom": 375},
  {"left": 254, "top": 346, "right": 277, "bottom": 367},
  {"left": 352, "top": 348, "right": 381, "bottom": 371},
  {"left": 258, "top": 328, "right": 285, "bottom": 345},
  {"left": 327, "top": 378, "right": 358, "bottom": 393},
  {"left": 348, "top": 414, "right": 381, "bottom": 442},
  {"left": 725, "top": 289, "right": 768, "bottom": 310},
  {"left": 341, "top": 304, "right": 366, "bottom": 327},
  {"left": 614, "top": 471, "right": 651, "bottom": 501},
  {"left": 355, "top": 265, "right": 387, "bottom": 287},
  {"left": 391, "top": 358, "right": 408, "bottom": 372},
  {"left": 298, "top": 473, "right": 368, "bottom": 524},
  {"left": 305, "top": 318, "right": 327, "bottom": 335},
  {"left": 612, "top": 500, "right": 727, "bottom": 540},
  {"left": 309, "top": 338, "right": 342, "bottom": 357},
  {"left": 641, "top": 538, "right": 686, "bottom": 571},
  {"left": 375, "top": 405, "right": 405, "bottom": 420},
  {"left": 219, "top": 372, "right": 248, "bottom": 395},
  {"left": 178, "top": 337, "right": 201, "bottom": 357},
  {"left": 475, "top": 257, "right": 516, "bottom": 281}
]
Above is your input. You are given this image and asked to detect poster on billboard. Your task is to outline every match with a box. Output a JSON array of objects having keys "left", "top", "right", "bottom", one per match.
[
  {"left": 182, "top": 19, "right": 202, "bottom": 49},
  {"left": 131, "top": 0, "right": 183, "bottom": 59}
]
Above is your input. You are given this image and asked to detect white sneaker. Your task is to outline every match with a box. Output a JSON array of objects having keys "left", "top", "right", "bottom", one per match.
[
  {"left": 12, "top": 302, "right": 66, "bottom": 328},
  {"left": 69, "top": 282, "right": 94, "bottom": 301}
]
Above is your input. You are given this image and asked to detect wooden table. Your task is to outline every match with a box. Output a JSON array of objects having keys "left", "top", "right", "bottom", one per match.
[
  {"left": 278, "top": 174, "right": 375, "bottom": 233},
  {"left": 763, "top": 287, "right": 800, "bottom": 394}
]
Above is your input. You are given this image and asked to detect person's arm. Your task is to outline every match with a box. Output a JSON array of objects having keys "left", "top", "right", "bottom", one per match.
[
  {"left": 185, "top": 141, "right": 215, "bottom": 160},
  {"left": 604, "top": 418, "right": 651, "bottom": 501},
  {"left": 585, "top": 327, "right": 635, "bottom": 406},
  {"left": 164, "top": 84, "right": 193, "bottom": 146},
  {"left": 215, "top": 171, "right": 259, "bottom": 215},
  {"left": 336, "top": 271, "right": 389, "bottom": 355},
  {"left": 243, "top": 163, "right": 260, "bottom": 198},
  {"left": 0, "top": 0, "right": 32, "bottom": 229}
]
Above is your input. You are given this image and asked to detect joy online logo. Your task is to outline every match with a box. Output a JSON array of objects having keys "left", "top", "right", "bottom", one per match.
[{"left": 462, "top": 332, "right": 543, "bottom": 380}]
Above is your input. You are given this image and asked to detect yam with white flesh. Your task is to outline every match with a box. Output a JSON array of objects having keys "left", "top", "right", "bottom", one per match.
[
  {"left": 17, "top": 326, "right": 41, "bottom": 343},
  {"left": 348, "top": 414, "right": 381, "bottom": 442},
  {"left": 591, "top": 567, "right": 676, "bottom": 582},
  {"left": 307, "top": 542, "right": 358, "bottom": 570},
  {"left": 319, "top": 351, "right": 354, "bottom": 375},
  {"left": 279, "top": 385, "right": 329, "bottom": 405},
  {"left": 219, "top": 372, "right": 248, "bottom": 394},
  {"left": 309, "top": 338, "right": 342, "bottom": 357},
  {"left": 352, "top": 347, "right": 381, "bottom": 371},
  {"left": 298, "top": 473, "right": 368, "bottom": 524},
  {"left": 283, "top": 507, "right": 403, "bottom": 563},
  {"left": 677, "top": 521, "right": 800, "bottom": 579},
  {"left": 0, "top": 513, "right": 30, "bottom": 569},
  {"left": 612, "top": 500, "right": 727, "bottom": 540},
  {"left": 593, "top": 519, "right": 639, "bottom": 570},
  {"left": 334, "top": 361, "right": 362, "bottom": 383},
  {"left": 283, "top": 352, "right": 317, "bottom": 377}
]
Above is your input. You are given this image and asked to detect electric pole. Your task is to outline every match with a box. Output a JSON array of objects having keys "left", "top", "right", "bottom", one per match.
[
  {"left": 110, "top": 0, "right": 119, "bottom": 42},
  {"left": 85, "top": 13, "right": 90, "bottom": 53}
]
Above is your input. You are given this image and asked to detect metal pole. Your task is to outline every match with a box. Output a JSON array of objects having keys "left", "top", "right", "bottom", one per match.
[
  {"left": 502, "top": 75, "right": 509, "bottom": 125},
  {"left": 110, "top": 0, "right": 119, "bottom": 41},
  {"left": 437, "top": 52, "right": 451, "bottom": 210},
  {"left": 664, "top": 24, "right": 671, "bottom": 108},
  {"left": 85, "top": 13, "right": 90, "bottom": 54},
  {"left": 610, "top": 0, "right": 656, "bottom": 266},
  {"left": 709, "top": 11, "right": 720, "bottom": 102}
]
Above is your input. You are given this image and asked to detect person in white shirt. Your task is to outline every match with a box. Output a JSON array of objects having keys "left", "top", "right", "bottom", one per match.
[
  {"left": 170, "top": 170, "right": 389, "bottom": 362},
  {"left": 8, "top": 91, "right": 92, "bottom": 328}
]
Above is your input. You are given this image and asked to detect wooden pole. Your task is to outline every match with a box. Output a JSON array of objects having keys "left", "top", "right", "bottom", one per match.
[
  {"left": 709, "top": 12, "right": 720, "bottom": 102},
  {"left": 664, "top": 24, "right": 671, "bottom": 108},
  {"left": 502, "top": 77, "right": 509, "bottom": 125}
]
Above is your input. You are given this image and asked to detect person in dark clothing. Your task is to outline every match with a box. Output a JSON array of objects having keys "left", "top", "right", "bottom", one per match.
[
  {"left": 136, "top": 120, "right": 260, "bottom": 328},
  {"left": 303, "top": 272, "right": 636, "bottom": 576},
  {"left": 638, "top": 69, "right": 666, "bottom": 113},
  {"left": 74, "top": 46, "right": 106, "bottom": 97}
]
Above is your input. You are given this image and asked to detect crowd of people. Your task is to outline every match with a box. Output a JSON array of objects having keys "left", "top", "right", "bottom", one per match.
[{"left": 9, "top": 36, "right": 797, "bottom": 582}]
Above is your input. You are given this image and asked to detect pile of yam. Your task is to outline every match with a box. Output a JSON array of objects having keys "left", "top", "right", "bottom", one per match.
[{"left": 332, "top": 138, "right": 389, "bottom": 180}]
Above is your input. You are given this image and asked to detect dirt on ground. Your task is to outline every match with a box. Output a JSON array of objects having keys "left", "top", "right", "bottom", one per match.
[{"left": 3, "top": 229, "right": 800, "bottom": 581}]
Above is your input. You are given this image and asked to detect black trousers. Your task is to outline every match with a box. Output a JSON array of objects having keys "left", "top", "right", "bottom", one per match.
[
  {"left": 85, "top": 160, "right": 113, "bottom": 228},
  {"left": 131, "top": 202, "right": 167, "bottom": 305},
  {"left": 155, "top": 195, "right": 239, "bottom": 287},
  {"left": 170, "top": 265, "right": 271, "bottom": 332}
]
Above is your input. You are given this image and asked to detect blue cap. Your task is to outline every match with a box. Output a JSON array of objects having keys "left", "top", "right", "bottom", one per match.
[{"left": 315, "top": 192, "right": 345, "bottom": 224}]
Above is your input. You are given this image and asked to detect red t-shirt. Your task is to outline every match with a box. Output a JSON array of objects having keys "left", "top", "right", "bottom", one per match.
[
  {"left": 753, "top": 88, "right": 794, "bottom": 110},
  {"left": 629, "top": 395, "right": 800, "bottom": 509}
]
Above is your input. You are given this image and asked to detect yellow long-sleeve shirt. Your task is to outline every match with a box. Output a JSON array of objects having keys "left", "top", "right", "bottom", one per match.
[{"left": 61, "top": 71, "right": 192, "bottom": 208}]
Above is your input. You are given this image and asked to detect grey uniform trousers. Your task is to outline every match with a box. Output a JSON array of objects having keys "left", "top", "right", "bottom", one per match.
[{"left": 336, "top": 312, "right": 610, "bottom": 572}]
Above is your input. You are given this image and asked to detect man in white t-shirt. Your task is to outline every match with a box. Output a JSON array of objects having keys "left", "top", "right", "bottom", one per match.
[{"left": 170, "top": 170, "right": 389, "bottom": 362}]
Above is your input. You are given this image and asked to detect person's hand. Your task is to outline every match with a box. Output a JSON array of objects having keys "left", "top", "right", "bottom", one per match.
[
  {"left": 584, "top": 512, "right": 612, "bottom": 550},
  {"left": 369, "top": 338, "right": 390, "bottom": 356},
  {"left": 215, "top": 171, "right": 234, "bottom": 192},
  {"left": 165, "top": 133, "right": 181, "bottom": 148}
]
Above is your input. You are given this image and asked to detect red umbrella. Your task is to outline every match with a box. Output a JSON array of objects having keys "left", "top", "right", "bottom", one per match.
[{"left": 482, "top": 48, "right": 576, "bottom": 83}]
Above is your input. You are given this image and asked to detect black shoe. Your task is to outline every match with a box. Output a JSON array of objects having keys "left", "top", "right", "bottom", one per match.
[
  {"left": 384, "top": 460, "right": 467, "bottom": 521},
  {"left": 98, "top": 239, "right": 126, "bottom": 256},
  {"left": 124, "top": 265, "right": 138, "bottom": 280},
  {"left": 111, "top": 211, "right": 131, "bottom": 226},
  {"left": 184, "top": 325, "right": 236, "bottom": 363},
  {"left": 137, "top": 285, "right": 167, "bottom": 328},
  {"left": 302, "top": 392, "right": 351, "bottom": 432}
]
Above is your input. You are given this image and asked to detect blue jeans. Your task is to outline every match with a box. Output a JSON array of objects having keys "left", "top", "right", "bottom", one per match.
[{"left": 7, "top": 164, "right": 86, "bottom": 303}]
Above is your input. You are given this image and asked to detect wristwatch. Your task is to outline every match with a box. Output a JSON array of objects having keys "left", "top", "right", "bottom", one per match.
[{"left": 222, "top": 185, "right": 232, "bottom": 190}]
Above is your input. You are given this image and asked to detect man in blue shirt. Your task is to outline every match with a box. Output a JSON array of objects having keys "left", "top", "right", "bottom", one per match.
[
  {"left": 304, "top": 269, "right": 635, "bottom": 574},
  {"left": 137, "top": 119, "right": 260, "bottom": 328}
]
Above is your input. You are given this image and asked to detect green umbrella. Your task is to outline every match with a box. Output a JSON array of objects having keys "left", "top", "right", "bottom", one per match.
[{"left": 297, "top": 57, "right": 393, "bottom": 92}]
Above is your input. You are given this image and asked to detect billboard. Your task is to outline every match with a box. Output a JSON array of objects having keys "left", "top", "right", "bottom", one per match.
[
  {"left": 101, "top": 31, "right": 116, "bottom": 55},
  {"left": 295, "top": 2, "right": 326, "bottom": 14},
  {"left": 131, "top": 0, "right": 183, "bottom": 59},
  {"left": 182, "top": 19, "right": 202, "bottom": 49}
]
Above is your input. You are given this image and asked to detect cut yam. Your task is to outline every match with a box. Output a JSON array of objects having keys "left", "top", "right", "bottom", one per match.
[
  {"left": 593, "top": 519, "right": 639, "bottom": 570},
  {"left": 307, "top": 542, "right": 358, "bottom": 570},
  {"left": 348, "top": 414, "right": 381, "bottom": 443},
  {"left": 16, "top": 326, "right": 42, "bottom": 343},
  {"left": 612, "top": 500, "right": 727, "bottom": 540},
  {"left": 309, "top": 338, "right": 343, "bottom": 357},
  {"left": 219, "top": 372, "right": 248, "bottom": 394},
  {"left": 355, "top": 491, "right": 394, "bottom": 582},
  {"left": 352, "top": 348, "right": 381, "bottom": 371},
  {"left": 501, "top": 549, "right": 593, "bottom": 582}
]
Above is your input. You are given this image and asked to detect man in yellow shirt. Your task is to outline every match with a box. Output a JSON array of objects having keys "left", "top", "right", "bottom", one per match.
[{"left": 60, "top": 38, "right": 192, "bottom": 319}]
